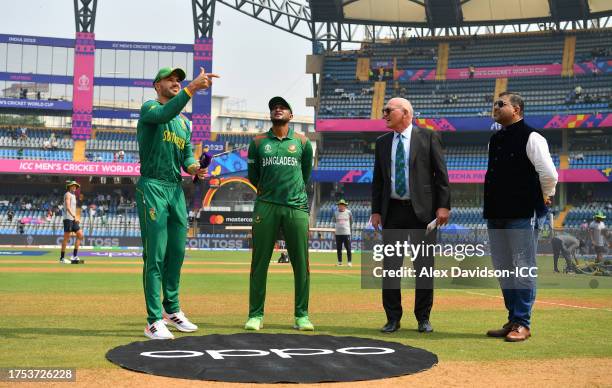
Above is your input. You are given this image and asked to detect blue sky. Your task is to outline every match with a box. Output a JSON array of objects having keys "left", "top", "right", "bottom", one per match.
[{"left": 1, "top": 0, "right": 314, "bottom": 116}]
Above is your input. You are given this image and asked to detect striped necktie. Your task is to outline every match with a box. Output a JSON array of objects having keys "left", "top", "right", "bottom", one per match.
[{"left": 395, "top": 134, "right": 407, "bottom": 197}]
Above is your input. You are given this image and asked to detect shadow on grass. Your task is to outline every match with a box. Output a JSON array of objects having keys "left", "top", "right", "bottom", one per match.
[{"left": 114, "top": 321, "right": 486, "bottom": 340}]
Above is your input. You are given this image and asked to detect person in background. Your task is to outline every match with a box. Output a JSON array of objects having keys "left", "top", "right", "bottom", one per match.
[
  {"left": 333, "top": 199, "right": 353, "bottom": 267},
  {"left": 589, "top": 212, "right": 608, "bottom": 263},
  {"left": 551, "top": 234, "right": 583, "bottom": 273},
  {"left": 60, "top": 181, "right": 84, "bottom": 265}
]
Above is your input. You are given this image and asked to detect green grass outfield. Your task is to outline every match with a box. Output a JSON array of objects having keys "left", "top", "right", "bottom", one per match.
[{"left": 0, "top": 248, "right": 611, "bottom": 369}]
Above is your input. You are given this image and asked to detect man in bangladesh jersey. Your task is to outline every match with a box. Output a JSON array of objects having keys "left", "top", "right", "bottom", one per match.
[
  {"left": 245, "top": 96, "right": 314, "bottom": 331},
  {"left": 137, "top": 66, "right": 218, "bottom": 340}
]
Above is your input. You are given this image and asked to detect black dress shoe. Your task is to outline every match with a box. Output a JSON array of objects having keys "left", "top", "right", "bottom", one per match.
[
  {"left": 418, "top": 320, "right": 433, "bottom": 333},
  {"left": 380, "top": 321, "right": 400, "bottom": 333}
]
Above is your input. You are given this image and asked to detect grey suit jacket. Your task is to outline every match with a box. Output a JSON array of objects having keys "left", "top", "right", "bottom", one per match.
[{"left": 371, "top": 126, "right": 451, "bottom": 225}]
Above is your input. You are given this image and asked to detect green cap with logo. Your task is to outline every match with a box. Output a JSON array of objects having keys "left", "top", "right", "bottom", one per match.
[
  {"left": 153, "top": 67, "right": 186, "bottom": 85},
  {"left": 268, "top": 96, "right": 292, "bottom": 113}
]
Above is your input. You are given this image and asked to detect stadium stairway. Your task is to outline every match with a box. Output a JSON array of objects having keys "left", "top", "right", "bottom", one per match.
[
  {"left": 356, "top": 57, "right": 370, "bottom": 81},
  {"left": 560, "top": 154, "right": 569, "bottom": 169},
  {"left": 492, "top": 78, "right": 508, "bottom": 114},
  {"left": 562, "top": 35, "right": 576, "bottom": 77},
  {"left": 435, "top": 42, "right": 449, "bottom": 80},
  {"left": 73, "top": 140, "right": 86, "bottom": 161},
  {"left": 555, "top": 205, "right": 573, "bottom": 229},
  {"left": 370, "top": 81, "right": 386, "bottom": 119}
]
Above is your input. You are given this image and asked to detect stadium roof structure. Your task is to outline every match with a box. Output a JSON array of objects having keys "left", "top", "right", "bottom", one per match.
[
  {"left": 215, "top": 0, "right": 612, "bottom": 50},
  {"left": 314, "top": 0, "right": 612, "bottom": 27}
]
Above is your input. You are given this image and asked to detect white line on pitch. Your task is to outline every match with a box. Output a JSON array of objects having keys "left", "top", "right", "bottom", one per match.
[{"left": 461, "top": 290, "right": 612, "bottom": 312}]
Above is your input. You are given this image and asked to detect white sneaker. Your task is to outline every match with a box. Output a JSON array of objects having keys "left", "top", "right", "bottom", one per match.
[
  {"left": 163, "top": 311, "right": 198, "bottom": 332},
  {"left": 348, "top": 262, "right": 353, "bottom": 267},
  {"left": 144, "top": 319, "right": 174, "bottom": 340},
  {"left": 336, "top": 262, "right": 343, "bottom": 266},
  {"left": 59, "top": 258, "right": 70, "bottom": 264}
]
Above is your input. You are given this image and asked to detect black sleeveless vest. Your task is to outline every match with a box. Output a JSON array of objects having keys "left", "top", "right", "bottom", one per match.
[{"left": 483, "top": 119, "right": 545, "bottom": 219}]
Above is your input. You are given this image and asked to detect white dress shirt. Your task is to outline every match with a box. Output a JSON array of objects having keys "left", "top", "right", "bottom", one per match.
[
  {"left": 526, "top": 132, "right": 558, "bottom": 198},
  {"left": 390, "top": 124, "right": 412, "bottom": 200}
]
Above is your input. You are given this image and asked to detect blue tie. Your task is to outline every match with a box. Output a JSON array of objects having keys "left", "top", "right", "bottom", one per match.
[{"left": 395, "top": 134, "right": 407, "bottom": 197}]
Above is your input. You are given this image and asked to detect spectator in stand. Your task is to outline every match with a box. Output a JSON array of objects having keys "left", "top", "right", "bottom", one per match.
[
  {"left": 591, "top": 58, "right": 600, "bottom": 77},
  {"left": 43, "top": 139, "right": 51, "bottom": 150},
  {"left": 7, "top": 210, "right": 14, "bottom": 222},
  {"left": 19, "top": 127, "right": 28, "bottom": 139},
  {"left": 469, "top": 64, "right": 476, "bottom": 79},
  {"left": 574, "top": 85, "right": 582, "bottom": 99},
  {"left": 118, "top": 150, "right": 125, "bottom": 161},
  {"left": 17, "top": 148, "right": 24, "bottom": 160},
  {"left": 50, "top": 133, "right": 58, "bottom": 150}
]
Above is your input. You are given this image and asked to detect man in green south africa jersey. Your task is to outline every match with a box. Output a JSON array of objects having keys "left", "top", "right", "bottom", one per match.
[
  {"left": 137, "top": 66, "right": 218, "bottom": 340},
  {"left": 245, "top": 96, "right": 314, "bottom": 331}
]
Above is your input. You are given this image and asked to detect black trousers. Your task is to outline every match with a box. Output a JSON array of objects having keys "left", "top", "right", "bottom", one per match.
[
  {"left": 335, "top": 235, "right": 352, "bottom": 262},
  {"left": 382, "top": 199, "right": 434, "bottom": 323}
]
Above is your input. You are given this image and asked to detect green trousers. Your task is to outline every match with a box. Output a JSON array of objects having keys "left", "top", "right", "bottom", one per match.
[
  {"left": 249, "top": 201, "right": 310, "bottom": 318},
  {"left": 136, "top": 177, "right": 187, "bottom": 324}
]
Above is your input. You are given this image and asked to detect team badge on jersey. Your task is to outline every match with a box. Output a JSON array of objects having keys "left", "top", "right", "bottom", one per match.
[
  {"left": 254, "top": 215, "right": 262, "bottom": 223},
  {"left": 288, "top": 144, "right": 297, "bottom": 153},
  {"left": 264, "top": 144, "right": 272, "bottom": 154},
  {"left": 149, "top": 208, "right": 156, "bottom": 221}
]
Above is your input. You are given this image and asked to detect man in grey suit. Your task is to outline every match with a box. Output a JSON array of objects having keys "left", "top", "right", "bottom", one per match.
[{"left": 371, "top": 97, "right": 451, "bottom": 334}]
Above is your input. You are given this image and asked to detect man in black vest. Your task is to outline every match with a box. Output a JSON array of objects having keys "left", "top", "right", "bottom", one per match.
[
  {"left": 484, "top": 92, "right": 558, "bottom": 342},
  {"left": 371, "top": 97, "right": 451, "bottom": 334}
]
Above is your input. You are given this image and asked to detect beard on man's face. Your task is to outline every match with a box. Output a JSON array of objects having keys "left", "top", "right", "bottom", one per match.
[
  {"left": 161, "top": 86, "right": 178, "bottom": 99},
  {"left": 271, "top": 117, "right": 290, "bottom": 126}
]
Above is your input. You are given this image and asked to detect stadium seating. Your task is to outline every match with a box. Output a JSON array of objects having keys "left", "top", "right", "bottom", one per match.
[
  {"left": 563, "top": 204, "right": 612, "bottom": 228},
  {"left": 0, "top": 192, "right": 142, "bottom": 237},
  {"left": 86, "top": 131, "right": 138, "bottom": 152},
  {"left": 0, "top": 127, "right": 74, "bottom": 161},
  {"left": 447, "top": 33, "right": 564, "bottom": 68},
  {"left": 317, "top": 30, "right": 612, "bottom": 119},
  {"left": 317, "top": 144, "right": 562, "bottom": 170},
  {"left": 568, "top": 153, "right": 612, "bottom": 169}
]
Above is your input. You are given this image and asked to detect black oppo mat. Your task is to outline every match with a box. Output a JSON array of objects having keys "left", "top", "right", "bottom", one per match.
[{"left": 106, "top": 333, "right": 438, "bottom": 383}]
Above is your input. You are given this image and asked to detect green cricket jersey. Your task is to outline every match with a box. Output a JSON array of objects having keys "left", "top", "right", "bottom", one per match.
[
  {"left": 247, "top": 128, "right": 313, "bottom": 212},
  {"left": 137, "top": 89, "right": 196, "bottom": 183}
]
